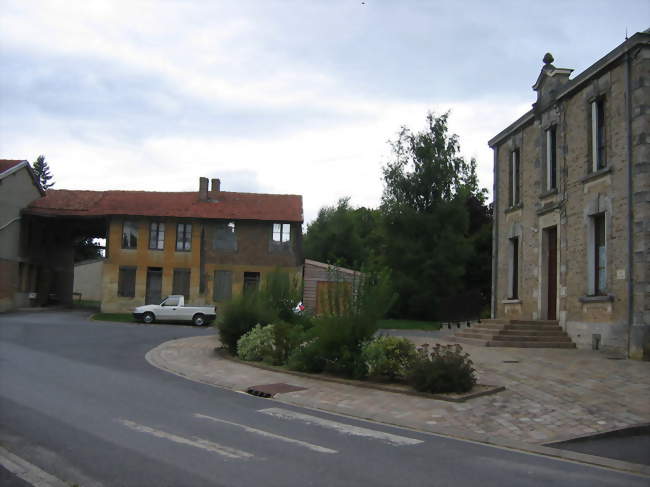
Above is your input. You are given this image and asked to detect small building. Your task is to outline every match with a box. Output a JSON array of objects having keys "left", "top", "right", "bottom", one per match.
[
  {"left": 0, "top": 160, "right": 44, "bottom": 311},
  {"left": 488, "top": 30, "right": 650, "bottom": 358},
  {"left": 303, "top": 259, "right": 362, "bottom": 314},
  {"left": 23, "top": 177, "right": 304, "bottom": 313}
]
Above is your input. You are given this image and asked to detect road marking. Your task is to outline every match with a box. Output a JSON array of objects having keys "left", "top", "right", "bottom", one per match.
[
  {"left": 258, "top": 408, "right": 423, "bottom": 446},
  {"left": 0, "top": 445, "right": 68, "bottom": 487},
  {"left": 117, "top": 419, "right": 254, "bottom": 460},
  {"left": 194, "top": 413, "right": 338, "bottom": 454}
]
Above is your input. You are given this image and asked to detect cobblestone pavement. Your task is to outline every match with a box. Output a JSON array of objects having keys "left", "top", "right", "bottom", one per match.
[{"left": 147, "top": 334, "right": 650, "bottom": 446}]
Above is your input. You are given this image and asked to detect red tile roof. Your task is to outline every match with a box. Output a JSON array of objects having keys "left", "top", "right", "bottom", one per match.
[
  {"left": 25, "top": 189, "right": 303, "bottom": 222},
  {"left": 0, "top": 159, "right": 27, "bottom": 173}
]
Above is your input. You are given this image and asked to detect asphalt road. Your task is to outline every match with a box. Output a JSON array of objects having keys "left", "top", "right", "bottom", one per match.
[{"left": 0, "top": 310, "right": 646, "bottom": 487}]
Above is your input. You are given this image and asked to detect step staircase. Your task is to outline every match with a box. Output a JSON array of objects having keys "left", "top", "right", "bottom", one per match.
[{"left": 454, "top": 319, "right": 576, "bottom": 348}]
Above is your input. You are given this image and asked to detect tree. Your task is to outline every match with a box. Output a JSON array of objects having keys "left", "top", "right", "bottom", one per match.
[
  {"left": 303, "top": 198, "right": 382, "bottom": 270},
  {"left": 32, "top": 155, "right": 54, "bottom": 189},
  {"left": 380, "top": 111, "right": 489, "bottom": 320}
]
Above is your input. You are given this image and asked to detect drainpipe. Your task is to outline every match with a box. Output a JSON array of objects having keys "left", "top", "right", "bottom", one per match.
[
  {"left": 624, "top": 46, "right": 634, "bottom": 358},
  {"left": 491, "top": 146, "right": 499, "bottom": 318}
]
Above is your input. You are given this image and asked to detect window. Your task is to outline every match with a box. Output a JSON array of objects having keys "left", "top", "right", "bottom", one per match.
[
  {"left": 243, "top": 272, "right": 260, "bottom": 295},
  {"left": 163, "top": 296, "right": 180, "bottom": 306},
  {"left": 591, "top": 98, "right": 606, "bottom": 171},
  {"left": 176, "top": 223, "right": 192, "bottom": 251},
  {"left": 593, "top": 214, "right": 606, "bottom": 295},
  {"left": 149, "top": 222, "right": 165, "bottom": 250},
  {"left": 122, "top": 221, "right": 138, "bottom": 249},
  {"left": 509, "top": 149, "right": 520, "bottom": 207},
  {"left": 546, "top": 126, "right": 557, "bottom": 191},
  {"left": 172, "top": 268, "right": 191, "bottom": 301},
  {"left": 214, "top": 222, "right": 237, "bottom": 251},
  {"left": 118, "top": 266, "right": 136, "bottom": 297},
  {"left": 272, "top": 223, "right": 291, "bottom": 243},
  {"left": 213, "top": 270, "right": 232, "bottom": 301},
  {"left": 508, "top": 237, "right": 519, "bottom": 299}
]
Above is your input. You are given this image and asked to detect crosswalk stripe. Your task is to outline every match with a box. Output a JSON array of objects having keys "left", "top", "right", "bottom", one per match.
[
  {"left": 194, "top": 413, "right": 338, "bottom": 454},
  {"left": 117, "top": 419, "right": 254, "bottom": 459},
  {"left": 258, "top": 408, "right": 423, "bottom": 446}
]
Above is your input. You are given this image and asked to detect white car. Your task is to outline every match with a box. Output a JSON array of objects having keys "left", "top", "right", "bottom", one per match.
[{"left": 132, "top": 295, "right": 216, "bottom": 326}]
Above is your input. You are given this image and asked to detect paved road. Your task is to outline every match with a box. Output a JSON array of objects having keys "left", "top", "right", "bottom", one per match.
[{"left": 0, "top": 311, "right": 646, "bottom": 486}]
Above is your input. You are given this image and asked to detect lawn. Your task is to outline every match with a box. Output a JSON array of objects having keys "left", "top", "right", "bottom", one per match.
[
  {"left": 377, "top": 319, "right": 441, "bottom": 331},
  {"left": 92, "top": 313, "right": 136, "bottom": 323}
]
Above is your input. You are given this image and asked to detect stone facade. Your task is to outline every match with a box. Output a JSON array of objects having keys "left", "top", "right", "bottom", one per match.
[{"left": 489, "top": 31, "right": 650, "bottom": 358}]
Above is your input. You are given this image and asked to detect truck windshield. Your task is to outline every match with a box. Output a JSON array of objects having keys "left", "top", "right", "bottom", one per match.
[{"left": 162, "top": 297, "right": 180, "bottom": 306}]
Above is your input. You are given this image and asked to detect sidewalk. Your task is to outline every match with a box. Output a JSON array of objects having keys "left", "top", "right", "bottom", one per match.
[{"left": 146, "top": 333, "right": 650, "bottom": 448}]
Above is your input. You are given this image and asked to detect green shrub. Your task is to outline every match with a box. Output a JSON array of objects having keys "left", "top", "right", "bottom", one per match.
[
  {"left": 260, "top": 268, "right": 304, "bottom": 324},
  {"left": 362, "top": 336, "right": 416, "bottom": 380},
  {"left": 217, "top": 293, "right": 275, "bottom": 354},
  {"left": 407, "top": 343, "right": 476, "bottom": 394},
  {"left": 237, "top": 324, "right": 276, "bottom": 361},
  {"left": 270, "top": 320, "right": 306, "bottom": 365}
]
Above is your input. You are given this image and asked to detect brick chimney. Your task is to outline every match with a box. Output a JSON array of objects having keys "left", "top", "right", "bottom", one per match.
[
  {"left": 198, "top": 177, "right": 209, "bottom": 201},
  {"left": 210, "top": 178, "right": 221, "bottom": 199}
]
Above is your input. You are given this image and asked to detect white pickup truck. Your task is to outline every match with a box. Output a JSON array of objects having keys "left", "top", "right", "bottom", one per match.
[{"left": 132, "top": 295, "right": 216, "bottom": 326}]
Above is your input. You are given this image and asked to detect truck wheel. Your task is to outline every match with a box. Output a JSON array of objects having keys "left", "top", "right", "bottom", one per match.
[
  {"left": 143, "top": 312, "right": 155, "bottom": 324},
  {"left": 192, "top": 314, "right": 206, "bottom": 326}
]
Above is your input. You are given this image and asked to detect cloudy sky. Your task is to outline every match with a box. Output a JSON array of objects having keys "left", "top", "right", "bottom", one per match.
[{"left": 1, "top": 1, "right": 648, "bottom": 224}]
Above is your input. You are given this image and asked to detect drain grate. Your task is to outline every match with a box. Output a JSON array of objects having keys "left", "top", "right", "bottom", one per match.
[
  {"left": 502, "top": 360, "right": 520, "bottom": 363},
  {"left": 245, "top": 383, "right": 307, "bottom": 398}
]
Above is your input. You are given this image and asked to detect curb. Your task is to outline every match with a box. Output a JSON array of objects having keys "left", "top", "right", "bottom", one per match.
[
  {"left": 215, "top": 348, "right": 505, "bottom": 403},
  {"left": 0, "top": 446, "right": 68, "bottom": 487},
  {"left": 146, "top": 337, "right": 650, "bottom": 478}
]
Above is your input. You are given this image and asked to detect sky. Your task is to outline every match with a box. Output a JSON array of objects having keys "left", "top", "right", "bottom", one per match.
[{"left": 1, "top": 1, "right": 648, "bottom": 225}]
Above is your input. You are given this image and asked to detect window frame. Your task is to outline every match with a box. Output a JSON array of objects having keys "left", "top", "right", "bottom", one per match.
[
  {"left": 175, "top": 222, "right": 192, "bottom": 252},
  {"left": 592, "top": 213, "right": 607, "bottom": 296},
  {"left": 117, "top": 266, "right": 136, "bottom": 297},
  {"left": 149, "top": 221, "right": 165, "bottom": 250},
  {"left": 545, "top": 126, "right": 557, "bottom": 191},
  {"left": 121, "top": 221, "right": 138, "bottom": 249},
  {"left": 509, "top": 149, "right": 520, "bottom": 207},
  {"left": 272, "top": 223, "right": 291, "bottom": 243},
  {"left": 214, "top": 221, "right": 237, "bottom": 252},
  {"left": 591, "top": 98, "right": 606, "bottom": 172},
  {"left": 508, "top": 237, "right": 519, "bottom": 300}
]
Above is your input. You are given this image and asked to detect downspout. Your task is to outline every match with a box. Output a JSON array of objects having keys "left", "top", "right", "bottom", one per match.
[
  {"left": 491, "top": 146, "right": 499, "bottom": 318},
  {"left": 624, "top": 47, "right": 634, "bottom": 358}
]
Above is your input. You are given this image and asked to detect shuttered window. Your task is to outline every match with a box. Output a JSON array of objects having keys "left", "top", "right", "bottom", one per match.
[{"left": 213, "top": 270, "right": 232, "bottom": 301}]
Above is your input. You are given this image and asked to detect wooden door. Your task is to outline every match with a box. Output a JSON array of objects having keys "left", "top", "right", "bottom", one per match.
[
  {"left": 547, "top": 227, "right": 557, "bottom": 320},
  {"left": 146, "top": 267, "right": 163, "bottom": 304}
]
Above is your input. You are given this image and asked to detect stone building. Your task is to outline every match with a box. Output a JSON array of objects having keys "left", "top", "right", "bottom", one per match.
[
  {"left": 489, "top": 30, "right": 650, "bottom": 358},
  {"left": 0, "top": 160, "right": 44, "bottom": 311},
  {"left": 22, "top": 177, "right": 304, "bottom": 313}
]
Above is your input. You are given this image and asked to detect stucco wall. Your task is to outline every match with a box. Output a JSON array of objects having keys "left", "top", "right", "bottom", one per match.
[
  {"left": 74, "top": 259, "right": 104, "bottom": 302},
  {"left": 101, "top": 217, "right": 303, "bottom": 313}
]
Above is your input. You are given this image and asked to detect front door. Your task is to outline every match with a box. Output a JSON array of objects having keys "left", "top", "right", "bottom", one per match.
[
  {"left": 546, "top": 227, "right": 557, "bottom": 320},
  {"left": 146, "top": 267, "right": 163, "bottom": 304}
]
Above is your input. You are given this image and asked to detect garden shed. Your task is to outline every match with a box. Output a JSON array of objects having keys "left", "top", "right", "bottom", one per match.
[{"left": 303, "top": 259, "right": 362, "bottom": 315}]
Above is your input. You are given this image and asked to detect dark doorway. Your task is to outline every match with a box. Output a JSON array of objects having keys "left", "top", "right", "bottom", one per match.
[
  {"left": 546, "top": 227, "right": 557, "bottom": 320},
  {"left": 146, "top": 267, "right": 163, "bottom": 304},
  {"left": 243, "top": 272, "right": 260, "bottom": 295}
]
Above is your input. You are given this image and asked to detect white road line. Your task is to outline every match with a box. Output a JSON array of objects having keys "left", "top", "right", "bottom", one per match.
[
  {"left": 117, "top": 419, "right": 254, "bottom": 460},
  {"left": 258, "top": 408, "right": 424, "bottom": 447},
  {"left": 0, "top": 445, "right": 68, "bottom": 487},
  {"left": 194, "top": 413, "right": 338, "bottom": 454}
]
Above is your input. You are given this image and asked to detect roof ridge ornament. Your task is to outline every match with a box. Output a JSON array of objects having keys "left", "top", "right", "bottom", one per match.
[{"left": 543, "top": 52, "right": 554, "bottom": 65}]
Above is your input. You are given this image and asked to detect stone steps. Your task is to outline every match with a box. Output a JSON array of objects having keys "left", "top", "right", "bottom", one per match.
[{"left": 453, "top": 319, "right": 576, "bottom": 349}]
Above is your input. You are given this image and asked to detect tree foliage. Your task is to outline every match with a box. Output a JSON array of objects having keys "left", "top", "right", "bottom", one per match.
[
  {"left": 32, "top": 155, "right": 54, "bottom": 189},
  {"left": 303, "top": 111, "right": 492, "bottom": 321}
]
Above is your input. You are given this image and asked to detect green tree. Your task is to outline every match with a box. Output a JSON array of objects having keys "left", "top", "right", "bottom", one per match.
[
  {"left": 381, "top": 111, "right": 488, "bottom": 319},
  {"left": 303, "top": 197, "right": 382, "bottom": 269},
  {"left": 32, "top": 155, "right": 54, "bottom": 189}
]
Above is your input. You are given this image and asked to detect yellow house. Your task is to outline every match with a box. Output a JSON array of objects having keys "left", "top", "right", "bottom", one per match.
[{"left": 25, "top": 177, "right": 303, "bottom": 313}]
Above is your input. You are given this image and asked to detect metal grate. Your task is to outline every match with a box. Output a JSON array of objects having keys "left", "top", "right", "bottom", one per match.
[{"left": 246, "top": 383, "right": 307, "bottom": 398}]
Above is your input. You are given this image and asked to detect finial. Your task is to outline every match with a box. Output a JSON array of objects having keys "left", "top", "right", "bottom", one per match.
[{"left": 543, "top": 53, "right": 554, "bottom": 65}]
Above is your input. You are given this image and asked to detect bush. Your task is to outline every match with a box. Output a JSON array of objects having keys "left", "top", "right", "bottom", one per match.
[
  {"left": 361, "top": 336, "right": 416, "bottom": 380},
  {"left": 407, "top": 344, "right": 476, "bottom": 394},
  {"left": 237, "top": 324, "right": 276, "bottom": 362},
  {"left": 217, "top": 293, "right": 276, "bottom": 354}
]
